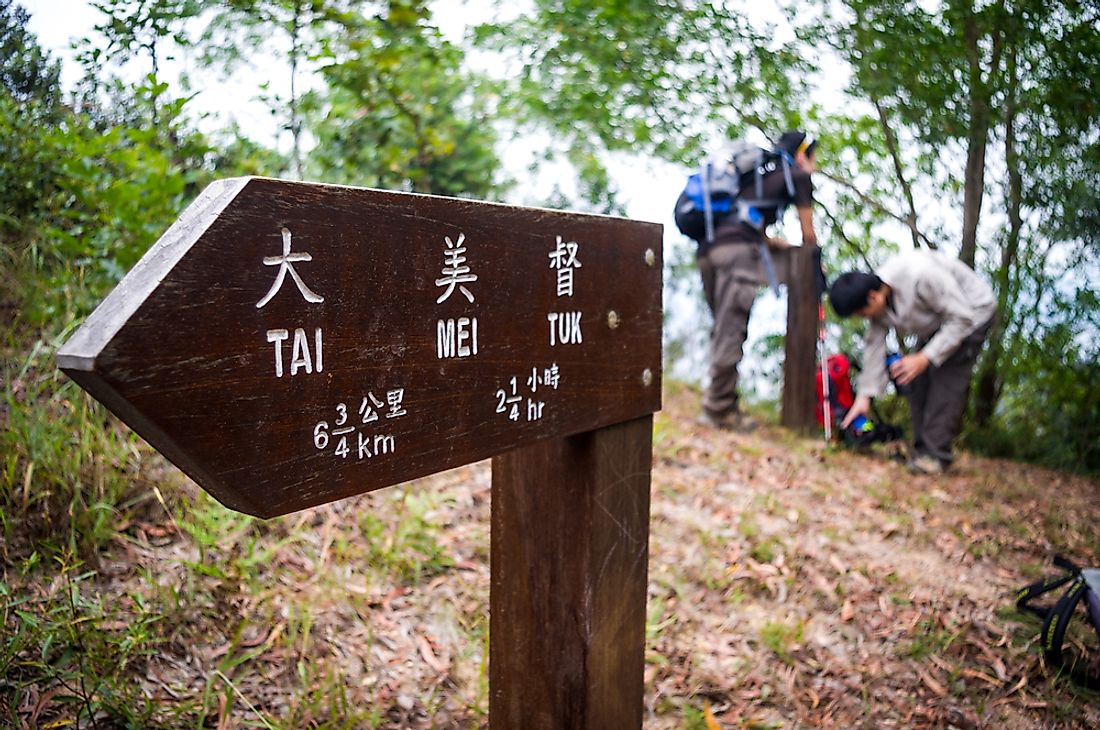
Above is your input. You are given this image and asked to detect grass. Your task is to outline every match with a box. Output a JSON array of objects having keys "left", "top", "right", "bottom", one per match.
[
  {"left": 0, "top": 315, "right": 478, "bottom": 727},
  {"left": 4, "top": 245, "right": 1100, "bottom": 726},
  {"left": 2, "top": 355, "right": 147, "bottom": 561},
  {"left": 358, "top": 490, "right": 455, "bottom": 585},
  {"left": 759, "top": 618, "right": 805, "bottom": 665},
  {"left": 902, "top": 615, "right": 963, "bottom": 661},
  {"left": 0, "top": 551, "right": 169, "bottom": 727}
]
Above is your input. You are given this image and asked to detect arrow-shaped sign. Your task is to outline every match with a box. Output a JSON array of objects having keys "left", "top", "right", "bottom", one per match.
[{"left": 58, "top": 178, "right": 663, "bottom": 518}]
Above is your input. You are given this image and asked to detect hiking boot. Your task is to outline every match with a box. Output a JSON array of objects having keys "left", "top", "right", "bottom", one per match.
[
  {"left": 696, "top": 411, "right": 731, "bottom": 429},
  {"left": 696, "top": 410, "right": 758, "bottom": 433},
  {"left": 908, "top": 454, "right": 947, "bottom": 475}
]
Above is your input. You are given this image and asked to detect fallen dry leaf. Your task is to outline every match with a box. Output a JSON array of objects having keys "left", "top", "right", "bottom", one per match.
[
  {"left": 417, "top": 635, "right": 448, "bottom": 674},
  {"left": 919, "top": 669, "right": 949, "bottom": 697}
]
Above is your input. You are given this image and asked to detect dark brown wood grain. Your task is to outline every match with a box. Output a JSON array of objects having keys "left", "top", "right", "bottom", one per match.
[
  {"left": 489, "top": 415, "right": 652, "bottom": 729},
  {"left": 781, "top": 243, "right": 819, "bottom": 433},
  {"left": 57, "top": 177, "right": 663, "bottom": 517}
]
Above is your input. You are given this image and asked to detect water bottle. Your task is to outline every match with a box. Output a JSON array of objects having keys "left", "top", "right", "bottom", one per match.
[
  {"left": 849, "top": 414, "right": 872, "bottom": 433},
  {"left": 886, "top": 352, "right": 912, "bottom": 395},
  {"left": 843, "top": 414, "right": 874, "bottom": 446}
]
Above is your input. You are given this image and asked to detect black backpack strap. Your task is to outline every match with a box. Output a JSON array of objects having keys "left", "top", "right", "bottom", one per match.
[
  {"left": 1016, "top": 556, "right": 1080, "bottom": 619},
  {"left": 1016, "top": 556, "right": 1100, "bottom": 687},
  {"left": 1040, "top": 574, "right": 1087, "bottom": 666},
  {"left": 779, "top": 153, "right": 796, "bottom": 199}
]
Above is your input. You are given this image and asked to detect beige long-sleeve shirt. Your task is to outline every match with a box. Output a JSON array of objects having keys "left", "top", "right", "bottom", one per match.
[{"left": 858, "top": 251, "right": 996, "bottom": 397}]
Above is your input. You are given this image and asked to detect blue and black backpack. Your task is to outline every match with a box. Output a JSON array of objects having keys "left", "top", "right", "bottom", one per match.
[{"left": 673, "top": 139, "right": 797, "bottom": 244}]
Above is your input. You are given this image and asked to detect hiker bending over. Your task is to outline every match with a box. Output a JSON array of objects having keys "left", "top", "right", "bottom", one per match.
[
  {"left": 828, "top": 250, "right": 995, "bottom": 474},
  {"left": 698, "top": 131, "right": 820, "bottom": 430}
]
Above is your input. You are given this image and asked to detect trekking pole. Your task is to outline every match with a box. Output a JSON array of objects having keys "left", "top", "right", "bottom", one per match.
[{"left": 819, "top": 302, "right": 832, "bottom": 444}]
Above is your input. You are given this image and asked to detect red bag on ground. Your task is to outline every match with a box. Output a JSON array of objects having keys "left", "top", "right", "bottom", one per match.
[{"left": 816, "top": 353, "right": 856, "bottom": 427}]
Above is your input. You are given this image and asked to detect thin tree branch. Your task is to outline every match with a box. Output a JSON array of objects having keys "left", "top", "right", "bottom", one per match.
[
  {"left": 817, "top": 169, "right": 940, "bottom": 250},
  {"left": 870, "top": 93, "right": 921, "bottom": 249},
  {"left": 816, "top": 199, "right": 876, "bottom": 271}
]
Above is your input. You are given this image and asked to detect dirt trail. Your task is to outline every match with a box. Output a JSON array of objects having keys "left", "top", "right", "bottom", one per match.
[
  {"left": 644, "top": 385, "right": 1100, "bottom": 728},
  {"left": 19, "top": 385, "right": 1099, "bottom": 728}
]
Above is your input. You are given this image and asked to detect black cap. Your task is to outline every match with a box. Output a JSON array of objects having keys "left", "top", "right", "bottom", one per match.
[{"left": 777, "top": 130, "right": 817, "bottom": 157}]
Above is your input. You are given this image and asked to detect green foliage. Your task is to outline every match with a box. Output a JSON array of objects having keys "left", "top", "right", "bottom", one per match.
[
  {"left": 36, "top": 122, "right": 189, "bottom": 321},
  {"left": 0, "top": 90, "right": 58, "bottom": 236},
  {"left": 759, "top": 618, "right": 805, "bottom": 665},
  {"left": 0, "top": 552, "right": 168, "bottom": 728},
  {"left": 0, "top": 2, "right": 63, "bottom": 235},
  {"left": 358, "top": 491, "right": 454, "bottom": 585},
  {"left": 475, "top": 1, "right": 810, "bottom": 210},
  {"left": 969, "top": 304, "right": 1100, "bottom": 473},
  {"left": 1, "top": 345, "right": 146, "bottom": 558},
  {"left": 476, "top": 1, "right": 809, "bottom": 161},
  {"left": 307, "top": 2, "right": 504, "bottom": 197},
  {"left": 0, "top": 0, "right": 61, "bottom": 107},
  {"left": 80, "top": 0, "right": 203, "bottom": 76}
]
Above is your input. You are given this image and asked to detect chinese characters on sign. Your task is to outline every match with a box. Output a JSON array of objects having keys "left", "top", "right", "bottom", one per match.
[
  {"left": 436, "top": 233, "right": 480, "bottom": 359},
  {"left": 548, "top": 235, "right": 582, "bottom": 297},
  {"left": 252, "top": 222, "right": 596, "bottom": 468},
  {"left": 495, "top": 365, "right": 561, "bottom": 422},
  {"left": 548, "top": 236, "right": 583, "bottom": 346},
  {"left": 258, "top": 228, "right": 326, "bottom": 378},
  {"left": 313, "top": 390, "right": 408, "bottom": 461},
  {"left": 257, "top": 227, "right": 325, "bottom": 308},
  {"left": 490, "top": 235, "right": 581, "bottom": 424}
]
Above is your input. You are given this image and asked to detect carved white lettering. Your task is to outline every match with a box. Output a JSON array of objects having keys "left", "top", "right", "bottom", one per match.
[
  {"left": 357, "top": 432, "right": 396, "bottom": 459},
  {"left": 437, "top": 319, "right": 454, "bottom": 358},
  {"left": 548, "top": 312, "right": 583, "bottom": 346},
  {"left": 437, "top": 317, "right": 479, "bottom": 359},
  {"left": 267, "top": 328, "right": 289, "bottom": 377},
  {"left": 290, "top": 328, "right": 313, "bottom": 375},
  {"left": 269, "top": 327, "right": 322, "bottom": 377},
  {"left": 256, "top": 227, "right": 325, "bottom": 308},
  {"left": 456, "top": 316, "right": 471, "bottom": 356},
  {"left": 374, "top": 434, "right": 396, "bottom": 456}
]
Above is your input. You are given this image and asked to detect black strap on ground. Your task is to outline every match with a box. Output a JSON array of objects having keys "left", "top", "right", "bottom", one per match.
[
  {"left": 1015, "top": 555, "right": 1080, "bottom": 619},
  {"left": 1016, "top": 554, "right": 1100, "bottom": 688}
]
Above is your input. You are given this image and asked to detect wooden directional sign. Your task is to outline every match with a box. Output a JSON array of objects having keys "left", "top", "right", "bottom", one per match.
[{"left": 58, "top": 177, "right": 663, "bottom": 518}]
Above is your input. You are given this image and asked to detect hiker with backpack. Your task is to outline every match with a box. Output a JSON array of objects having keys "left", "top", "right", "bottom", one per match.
[
  {"left": 678, "top": 130, "right": 821, "bottom": 431},
  {"left": 827, "top": 250, "right": 996, "bottom": 474}
]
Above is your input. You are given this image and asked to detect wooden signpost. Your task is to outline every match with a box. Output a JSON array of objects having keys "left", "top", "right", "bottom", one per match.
[{"left": 58, "top": 177, "right": 663, "bottom": 728}]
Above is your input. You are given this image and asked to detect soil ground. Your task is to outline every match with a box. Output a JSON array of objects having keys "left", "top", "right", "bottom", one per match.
[{"left": 8, "top": 382, "right": 1100, "bottom": 728}]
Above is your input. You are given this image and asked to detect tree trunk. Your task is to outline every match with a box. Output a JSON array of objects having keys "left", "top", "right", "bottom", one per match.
[
  {"left": 974, "top": 42, "right": 1022, "bottom": 427},
  {"left": 959, "top": 10, "right": 992, "bottom": 268},
  {"left": 958, "top": 0, "right": 1008, "bottom": 267}
]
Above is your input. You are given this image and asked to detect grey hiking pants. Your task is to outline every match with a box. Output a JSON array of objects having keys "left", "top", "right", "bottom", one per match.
[
  {"left": 910, "top": 319, "right": 992, "bottom": 465},
  {"left": 698, "top": 242, "right": 789, "bottom": 419}
]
